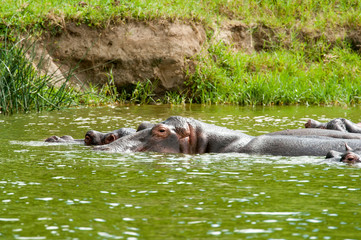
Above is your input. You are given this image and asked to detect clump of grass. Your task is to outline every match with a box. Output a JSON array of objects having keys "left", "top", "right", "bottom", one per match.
[
  {"left": 75, "top": 68, "right": 121, "bottom": 105},
  {"left": 0, "top": 29, "right": 75, "bottom": 114},
  {"left": 75, "top": 75, "right": 159, "bottom": 105},
  {"left": 129, "top": 79, "right": 157, "bottom": 104}
]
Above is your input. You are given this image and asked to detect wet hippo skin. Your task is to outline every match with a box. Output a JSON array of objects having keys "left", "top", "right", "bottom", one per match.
[
  {"left": 45, "top": 127, "right": 136, "bottom": 145},
  {"left": 84, "top": 128, "right": 136, "bottom": 145},
  {"left": 325, "top": 144, "right": 361, "bottom": 164},
  {"left": 305, "top": 118, "right": 361, "bottom": 133},
  {"left": 94, "top": 116, "right": 361, "bottom": 157},
  {"left": 44, "top": 121, "right": 157, "bottom": 146}
]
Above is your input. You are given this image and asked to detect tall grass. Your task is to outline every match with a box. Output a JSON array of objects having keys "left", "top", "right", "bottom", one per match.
[
  {"left": 0, "top": 29, "right": 75, "bottom": 114},
  {"left": 187, "top": 41, "right": 361, "bottom": 105}
]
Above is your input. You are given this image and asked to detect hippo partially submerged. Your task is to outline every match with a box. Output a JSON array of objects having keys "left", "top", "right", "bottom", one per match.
[
  {"left": 325, "top": 144, "right": 361, "bottom": 164},
  {"left": 94, "top": 116, "right": 361, "bottom": 157},
  {"left": 305, "top": 118, "right": 361, "bottom": 133},
  {"left": 44, "top": 122, "right": 155, "bottom": 145},
  {"left": 45, "top": 128, "right": 136, "bottom": 145}
]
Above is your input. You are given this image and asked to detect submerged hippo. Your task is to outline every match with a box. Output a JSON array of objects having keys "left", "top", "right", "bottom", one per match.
[
  {"left": 45, "top": 127, "right": 136, "bottom": 145},
  {"left": 94, "top": 116, "right": 361, "bottom": 156},
  {"left": 325, "top": 144, "right": 361, "bottom": 164},
  {"left": 305, "top": 118, "right": 361, "bottom": 133},
  {"left": 45, "top": 135, "right": 77, "bottom": 143},
  {"left": 84, "top": 128, "right": 136, "bottom": 145},
  {"left": 44, "top": 122, "right": 155, "bottom": 145}
]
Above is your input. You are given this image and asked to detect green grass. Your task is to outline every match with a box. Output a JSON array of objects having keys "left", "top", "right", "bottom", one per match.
[
  {"left": 0, "top": 29, "right": 77, "bottom": 114},
  {"left": 2, "top": 0, "right": 361, "bottom": 30},
  {"left": 187, "top": 41, "right": 361, "bottom": 105},
  {"left": 2, "top": 0, "right": 361, "bottom": 107}
]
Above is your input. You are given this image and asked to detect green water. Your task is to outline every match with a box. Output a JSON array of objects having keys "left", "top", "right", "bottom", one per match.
[{"left": 1, "top": 105, "right": 361, "bottom": 240}]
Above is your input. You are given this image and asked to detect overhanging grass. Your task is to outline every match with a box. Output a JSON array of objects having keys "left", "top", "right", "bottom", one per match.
[{"left": 2, "top": 0, "right": 361, "bottom": 31}]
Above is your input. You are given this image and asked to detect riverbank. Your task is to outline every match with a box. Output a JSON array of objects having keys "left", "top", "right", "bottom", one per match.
[{"left": 2, "top": 0, "right": 361, "bottom": 112}]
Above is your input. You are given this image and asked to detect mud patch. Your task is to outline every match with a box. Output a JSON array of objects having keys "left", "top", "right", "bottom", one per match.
[{"left": 346, "top": 28, "right": 361, "bottom": 52}]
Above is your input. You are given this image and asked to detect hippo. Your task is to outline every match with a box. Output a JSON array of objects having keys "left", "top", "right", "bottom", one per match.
[
  {"left": 94, "top": 116, "right": 361, "bottom": 156},
  {"left": 84, "top": 128, "right": 136, "bottom": 145},
  {"left": 136, "top": 122, "right": 155, "bottom": 131},
  {"left": 45, "top": 127, "right": 136, "bottom": 145},
  {"left": 267, "top": 128, "right": 361, "bottom": 139},
  {"left": 44, "top": 121, "right": 157, "bottom": 145},
  {"left": 325, "top": 144, "right": 361, "bottom": 164},
  {"left": 305, "top": 118, "right": 361, "bottom": 133},
  {"left": 45, "top": 135, "right": 77, "bottom": 143}
]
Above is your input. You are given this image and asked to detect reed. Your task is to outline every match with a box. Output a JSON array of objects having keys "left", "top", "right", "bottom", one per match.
[{"left": 0, "top": 29, "right": 75, "bottom": 114}]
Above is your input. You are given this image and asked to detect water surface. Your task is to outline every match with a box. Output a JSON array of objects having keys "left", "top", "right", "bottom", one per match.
[{"left": 1, "top": 105, "right": 360, "bottom": 239}]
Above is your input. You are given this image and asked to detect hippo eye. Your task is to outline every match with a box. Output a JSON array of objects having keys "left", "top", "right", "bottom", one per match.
[{"left": 152, "top": 125, "right": 169, "bottom": 137}]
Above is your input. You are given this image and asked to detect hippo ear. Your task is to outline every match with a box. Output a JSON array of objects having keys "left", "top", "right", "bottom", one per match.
[
  {"left": 104, "top": 133, "right": 117, "bottom": 145},
  {"left": 187, "top": 123, "right": 207, "bottom": 154},
  {"left": 345, "top": 143, "right": 353, "bottom": 151}
]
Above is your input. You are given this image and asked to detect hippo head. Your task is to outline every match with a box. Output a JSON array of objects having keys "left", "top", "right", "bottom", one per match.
[
  {"left": 45, "top": 135, "right": 74, "bottom": 142},
  {"left": 84, "top": 130, "right": 109, "bottom": 145},
  {"left": 94, "top": 116, "right": 207, "bottom": 154},
  {"left": 84, "top": 128, "right": 135, "bottom": 146},
  {"left": 340, "top": 151, "right": 361, "bottom": 164},
  {"left": 325, "top": 144, "right": 361, "bottom": 164}
]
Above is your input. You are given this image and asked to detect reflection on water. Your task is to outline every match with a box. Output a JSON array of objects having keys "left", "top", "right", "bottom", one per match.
[{"left": 1, "top": 105, "right": 361, "bottom": 239}]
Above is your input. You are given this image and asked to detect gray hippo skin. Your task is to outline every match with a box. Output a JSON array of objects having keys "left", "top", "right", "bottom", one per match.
[
  {"left": 267, "top": 128, "right": 361, "bottom": 139},
  {"left": 45, "top": 135, "right": 78, "bottom": 143},
  {"left": 137, "top": 122, "right": 155, "bottom": 131},
  {"left": 45, "top": 128, "right": 136, "bottom": 145},
  {"left": 325, "top": 145, "right": 361, "bottom": 164},
  {"left": 94, "top": 116, "right": 361, "bottom": 156},
  {"left": 305, "top": 118, "right": 361, "bottom": 133},
  {"left": 84, "top": 128, "right": 136, "bottom": 145},
  {"left": 242, "top": 135, "right": 361, "bottom": 156},
  {"left": 95, "top": 116, "right": 254, "bottom": 153}
]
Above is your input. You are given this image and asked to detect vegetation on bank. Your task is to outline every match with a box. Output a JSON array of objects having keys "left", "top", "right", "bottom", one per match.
[
  {"left": 2, "top": 0, "right": 361, "bottom": 113},
  {"left": 0, "top": 31, "right": 75, "bottom": 114},
  {"left": 187, "top": 41, "right": 361, "bottom": 105},
  {"left": 2, "top": 0, "right": 361, "bottom": 30}
]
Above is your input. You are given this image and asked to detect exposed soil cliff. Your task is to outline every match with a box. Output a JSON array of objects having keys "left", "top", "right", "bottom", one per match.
[{"left": 42, "top": 21, "right": 206, "bottom": 92}]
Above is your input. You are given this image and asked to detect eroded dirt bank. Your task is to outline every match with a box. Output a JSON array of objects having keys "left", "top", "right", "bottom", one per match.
[{"left": 42, "top": 21, "right": 206, "bottom": 92}]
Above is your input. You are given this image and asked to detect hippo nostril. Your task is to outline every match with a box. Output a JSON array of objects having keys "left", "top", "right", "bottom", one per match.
[{"left": 84, "top": 135, "right": 92, "bottom": 144}]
